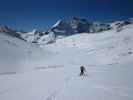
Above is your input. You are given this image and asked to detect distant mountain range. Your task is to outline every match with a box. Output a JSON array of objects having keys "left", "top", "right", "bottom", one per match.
[{"left": 0, "top": 17, "right": 133, "bottom": 44}]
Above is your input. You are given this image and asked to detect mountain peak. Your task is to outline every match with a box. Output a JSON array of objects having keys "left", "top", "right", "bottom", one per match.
[
  {"left": 52, "top": 20, "right": 63, "bottom": 28},
  {"left": 0, "top": 25, "right": 13, "bottom": 33}
]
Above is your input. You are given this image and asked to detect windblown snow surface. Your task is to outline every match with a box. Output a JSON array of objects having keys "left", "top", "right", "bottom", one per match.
[{"left": 0, "top": 24, "right": 133, "bottom": 100}]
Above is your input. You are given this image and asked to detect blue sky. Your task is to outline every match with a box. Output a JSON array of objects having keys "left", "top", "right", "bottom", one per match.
[{"left": 0, "top": 0, "right": 133, "bottom": 31}]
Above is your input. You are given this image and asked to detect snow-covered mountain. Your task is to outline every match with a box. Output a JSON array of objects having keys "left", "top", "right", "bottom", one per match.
[
  {"left": 1, "top": 18, "right": 132, "bottom": 44},
  {"left": 47, "top": 17, "right": 111, "bottom": 37},
  {"left": 0, "top": 25, "right": 13, "bottom": 33},
  {"left": 0, "top": 25, "right": 23, "bottom": 39},
  {"left": 21, "top": 29, "right": 42, "bottom": 42},
  {"left": 20, "top": 29, "right": 55, "bottom": 44},
  {"left": 0, "top": 19, "right": 133, "bottom": 100},
  {"left": 110, "top": 19, "right": 132, "bottom": 32},
  {"left": 18, "top": 17, "right": 133, "bottom": 44}
]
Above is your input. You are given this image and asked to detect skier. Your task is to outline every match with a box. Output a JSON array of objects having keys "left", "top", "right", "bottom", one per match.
[{"left": 80, "top": 66, "right": 86, "bottom": 76}]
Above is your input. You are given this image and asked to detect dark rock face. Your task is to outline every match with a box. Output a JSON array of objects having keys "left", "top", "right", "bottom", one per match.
[
  {"left": 51, "top": 20, "right": 74, "bottom": 36},
  {"left": 70, "top": 17, "right": 90, "bottom": 33},
  {"left": 90, "top": 23, "right": 112, "bottom": 33},
  {"left": 0, "top": 25, "right": 22, "bottom": 39},
  {"left": 48, "top": 17, "right": 91, "bottom": 37},
  {"left": 115, "top": 21, "right": 131, "bottom": 28},
  {"left": 0, "top": 25, "right": 12, "bottom": 33},
  {"left": 112, "top": 19, "right": 133, "bottom": 32},
  {"left": 47, "top": 17, "right": 112, "bottom": 38}
]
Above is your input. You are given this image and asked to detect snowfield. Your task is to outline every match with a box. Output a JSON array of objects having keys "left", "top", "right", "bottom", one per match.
[{"left": 0, "top": 24, "right": 133, "bottom": 100}]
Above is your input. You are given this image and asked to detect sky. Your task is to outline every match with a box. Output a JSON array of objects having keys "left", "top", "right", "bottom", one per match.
[{"left": 0, "top": 0, "right": 133, "bottom": 31}]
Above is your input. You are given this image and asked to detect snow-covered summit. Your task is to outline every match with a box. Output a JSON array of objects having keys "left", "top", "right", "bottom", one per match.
[{"left": 52, "top": 20, "right": 63, "bottom": 28}]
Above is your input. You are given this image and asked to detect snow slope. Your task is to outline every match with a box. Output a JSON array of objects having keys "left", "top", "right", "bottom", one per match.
[
  {"left": 0, "top": 32, "right": 51, "bottom": 73},
  {"left": 0, "top": 24, "right": 133, "bottom": 100}
]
